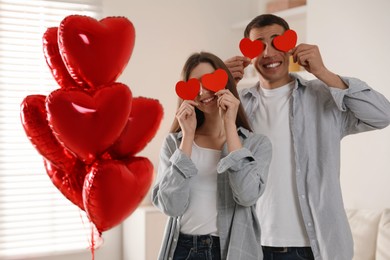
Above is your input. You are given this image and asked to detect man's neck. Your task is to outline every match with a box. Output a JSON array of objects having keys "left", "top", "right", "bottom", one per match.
[{"left": 259, "top": 75, "right": 294, "bottom": 89}]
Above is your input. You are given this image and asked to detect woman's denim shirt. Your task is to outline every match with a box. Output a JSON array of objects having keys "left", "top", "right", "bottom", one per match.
[{"left": 152, "top": 127, "right": 272, "bottom": 260}]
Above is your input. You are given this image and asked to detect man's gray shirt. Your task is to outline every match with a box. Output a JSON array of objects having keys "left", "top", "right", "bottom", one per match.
[{"left": 239, "top": 73, "right": 390, "bottom": 260}]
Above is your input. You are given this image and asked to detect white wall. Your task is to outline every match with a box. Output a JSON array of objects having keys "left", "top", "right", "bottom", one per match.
[
  {"left": 101, "top": 0, "right": 390, "bottom": 215},
  {"left": 96, "top": 0, "right": 390, "bottom": 259},
  {"left": 102, "top": 0, "right": 261, "bottom": 204},
  {"left": 31, "top": 226, "right": 122, "bottom": 260},
  {"left": 102, "top": 0, "right": 390, "bottom": 211},
  {"left": 307, "top": 0, "right": 390, "bottom": 209},
  {"left": 100, "top": 1, "right": 261, "bottom": 259}
]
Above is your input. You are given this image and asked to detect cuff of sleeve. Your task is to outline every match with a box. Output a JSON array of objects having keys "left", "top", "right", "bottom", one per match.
[
  {"left": 217, "top": 148, "right": 253, "bottom": 173},
  {"left": 170, "top": 149, "right": 198, "bottom": 178},
  {"left": 329, "top": 76, "right": 372, "bottom": 111}
]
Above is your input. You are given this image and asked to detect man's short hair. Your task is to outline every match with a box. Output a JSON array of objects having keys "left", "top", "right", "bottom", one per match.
[{"left": 244, "top": 14, "right": 290, "bottom": 38}]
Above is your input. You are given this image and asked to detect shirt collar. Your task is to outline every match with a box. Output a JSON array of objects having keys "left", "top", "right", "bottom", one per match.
[
  {"left": 176, "top": 126, "right": 251, "bottom": 140},
  {"left": 291, "top": 72, "right": 308, "bottom": 90},
  {"left": 240, "top": 72, "right": 307, "bottom": 98}
]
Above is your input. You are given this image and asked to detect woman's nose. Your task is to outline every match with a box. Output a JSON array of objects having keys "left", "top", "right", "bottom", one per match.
[{"left": 199, "top": 85, "right": 209, "bottom": 96}]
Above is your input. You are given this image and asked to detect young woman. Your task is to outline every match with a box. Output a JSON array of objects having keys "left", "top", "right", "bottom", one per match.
[{"left": 152, "top": 52, "right": 272, "bottom": 260}]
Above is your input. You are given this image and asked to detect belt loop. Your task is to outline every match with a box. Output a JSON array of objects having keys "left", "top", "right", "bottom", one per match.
[
  {"left": 209, "top": 235, "right": 213, "bottom": 248},
  {"left": 193, "top": 234, "right": 197, "bottom": 252}
]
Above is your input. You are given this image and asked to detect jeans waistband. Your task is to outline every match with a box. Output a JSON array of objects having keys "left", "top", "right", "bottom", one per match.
[
  {"left": 262, "top": 246, "right": 312, "bottom": 253},
  {"left": 178, "top": 233, "right": 220, "bottom": 249}
]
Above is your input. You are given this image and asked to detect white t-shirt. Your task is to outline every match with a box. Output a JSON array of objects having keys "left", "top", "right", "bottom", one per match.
[
  {"left": 180, "top": 142, "right": 221, "bottom": 236},
  {"left": 252, "top": 82, "right": 310, "bottom": 246}
]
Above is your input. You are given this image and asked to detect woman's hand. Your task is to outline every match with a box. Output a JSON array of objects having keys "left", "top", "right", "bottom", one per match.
[
  {"left": 176, "top": 100, "right": 198, "bottom": 156},
  {"left": 216, "top": 89, "right": 240, "bottom": 126},
  {"left": 216, "top": 89, "right": 242, "bottom": 152},
  {"left": 176, "top": 100, "right": 197, "bottom": 136}
]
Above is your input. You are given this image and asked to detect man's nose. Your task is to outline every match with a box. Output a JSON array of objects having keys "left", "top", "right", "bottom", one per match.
[{"left": 263, "top": 43, "right": 277, "bottom": 57}]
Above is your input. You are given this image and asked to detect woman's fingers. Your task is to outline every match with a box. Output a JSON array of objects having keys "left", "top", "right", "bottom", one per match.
[
  {"left": 216, "top": 90, "right": 240, "bottom": 114},
  {"left": 177, "top": 105, "right": 194, "bottom": 119}
]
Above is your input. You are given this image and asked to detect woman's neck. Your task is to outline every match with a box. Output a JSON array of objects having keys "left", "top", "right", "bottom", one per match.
[
  {"left": 195, "top": 114, "right": 226, "bottom": 150},
  {"left": 196, "top": 113, "right": 225, "bottom": 137}
]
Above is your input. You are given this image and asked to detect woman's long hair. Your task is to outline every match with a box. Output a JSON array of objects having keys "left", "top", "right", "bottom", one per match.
[{"left": 169, "top": 51, "right": 252, "bottom": 133}]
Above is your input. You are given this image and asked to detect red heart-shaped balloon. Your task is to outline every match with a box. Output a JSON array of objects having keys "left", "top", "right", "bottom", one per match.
[
  {"left": 239, "top": 38, "right": 264, "bottom": 59},
  {"left": 44, "top": 158, "right": 88, "bottom": 211},
  {"left": 83, "top": 157, "right": 154, "bottom": 233},
  {"left": 42, "top": 27, "right": 85, "bottom": 89},
  {"left": 20, "top": 95, "right": 78, "bottom": 170},
  {"left": 109, "top": 97, "right": 164, "bottom": 158},
  {"left": 46, "top": 83, "right": 132, "bottom": 164},
  {"left": 175, "top": 78, "right": 200, "bottom": 100},
  {"left": 58, "top": 15, "right": 135, "bottom": 88},
  {"left": 273, "top": 29, "right": 297, "bottom": 52},
  {"left": 201, "top": 69, "right": 228, "bottom": 92}
]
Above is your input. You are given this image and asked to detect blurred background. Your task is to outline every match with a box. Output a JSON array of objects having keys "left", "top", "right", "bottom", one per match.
[{"left": 0, "top": 0, "right": 389, "bottom": 259}]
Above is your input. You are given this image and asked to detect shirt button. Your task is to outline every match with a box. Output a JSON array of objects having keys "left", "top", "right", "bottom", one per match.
[
  {"left": 307, "top": 222, "right": 312, "bottom": 227},
  {"left": 301, "top": 195, "right": 306, "bottom": 199}
]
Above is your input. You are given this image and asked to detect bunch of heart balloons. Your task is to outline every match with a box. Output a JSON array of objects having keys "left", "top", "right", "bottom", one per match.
[{"left": 20, "top": 15, "right": 163, "bottom": 234}]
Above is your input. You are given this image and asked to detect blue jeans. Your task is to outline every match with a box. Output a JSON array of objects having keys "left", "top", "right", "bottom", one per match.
[
  {"left": 262, "top": 246, "right": 314, "bottom": 260},
  {"left": 173, "top": 233, "right": 221, "bottom": 260}
]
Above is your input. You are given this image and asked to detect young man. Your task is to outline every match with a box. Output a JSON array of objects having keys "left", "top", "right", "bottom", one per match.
[{"left": 225, "top": 14, "right": 390, "bottom": 260}]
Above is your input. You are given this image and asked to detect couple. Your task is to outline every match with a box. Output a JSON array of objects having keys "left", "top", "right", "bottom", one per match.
[{"left": 152, "top": 14, "right": 390, "bottom": 260}]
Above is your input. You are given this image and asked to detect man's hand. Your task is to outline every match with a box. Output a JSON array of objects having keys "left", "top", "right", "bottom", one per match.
[
  {"left": 224, "top": 56, "right": 251, "bottom": 84},
  {"left": 291, "top": 43, "right": 326, "bottom": 76},
  {"left": 292, "top": 44, "right": 347, "bottom": 89}
]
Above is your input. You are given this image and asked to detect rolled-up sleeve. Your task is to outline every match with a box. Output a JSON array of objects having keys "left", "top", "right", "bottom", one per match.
[
  {"left": 152, "top": 135, "right": 198, "bottom": 217},
  {"left": 329, "top": 77, "right": 390, "bottom": 135},
  {"left": 217, "top": 134, "right": 272, "bottom": 207}
]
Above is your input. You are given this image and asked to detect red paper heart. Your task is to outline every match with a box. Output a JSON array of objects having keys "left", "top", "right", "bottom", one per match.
[
  {"left": 44, "top": 158, "right": 88, "bottom": 211},
  {"left": 201, "top": 69, "right": 228, "bottom": 92},
  {"left": 175, "top": 78, "right": 200, "bottom": 100},
  {"left": 58, "top": 15, "right": 135, "bottom": 88},
  {"left": 83, "top": 157, "right": 154, "bottom": 233},
  {"left": 20, "top": 95, "right": 78, "bottom": 170},
  {"left": 239, "top": 38, "right": 264, "bottom": 59},
  {"left": 42, "top": 27, "right": 85, "bottom": 89},
  {"left": 273, "top": 29, "right": 297, "bottom": 52},
  {"left": 46, "top": 83, "right": 132, "bottom": 164},
  {"left": 109, "top": 97, "right": 164, "bottom": 158}
]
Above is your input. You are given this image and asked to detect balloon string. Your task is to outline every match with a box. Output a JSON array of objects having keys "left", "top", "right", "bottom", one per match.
[
  {"left": 91, "top": 227, "right": 95, "bottom": 260},
  {"left": 89, "top": 220, "right": 103, "bottom": 260},
  {"left": 79, "top": 210, "right": 103, "bottom": 260}
]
